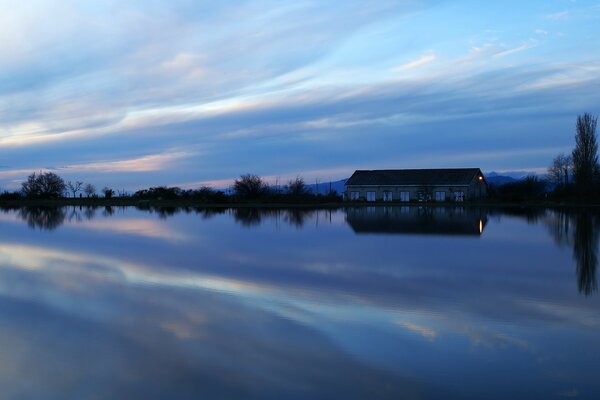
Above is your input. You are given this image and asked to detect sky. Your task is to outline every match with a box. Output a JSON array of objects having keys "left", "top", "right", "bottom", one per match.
[{"left": 0, "top": 0, "right": 599, "bottom": 191}]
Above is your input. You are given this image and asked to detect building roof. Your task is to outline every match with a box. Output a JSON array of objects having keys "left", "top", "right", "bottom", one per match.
[{"left": 345, "top": 168, "right": 483, "bottom": 186}]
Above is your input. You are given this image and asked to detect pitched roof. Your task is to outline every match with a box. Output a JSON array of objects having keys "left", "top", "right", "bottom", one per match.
[{"left": 345, "top": 168, "right": 483, "bottom": 186}]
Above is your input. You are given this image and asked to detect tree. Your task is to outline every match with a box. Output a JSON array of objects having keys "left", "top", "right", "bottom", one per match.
[
  {"left": 233, "top": 174, "right": 267, "bottom": 199},
  {"left": 84, "top": 183, "right": 96, "bottom": 197},
  {"left": 548, "top": 154, "right": 573, "bottom": 187},
  {"left": 66, "top": 180, "right": 84, "bottom": 198},
  {"left": 102, "top": 187, "right": 114, "bottom": 198},
  {"left": 572, "top": 113, "right": 598, "bottom": 195},
  {"left": 21, "top": 172, "right": 66, "bottom": 198},
  {"left": 285, "top": 176, "right": 309, "bottom": 196}
]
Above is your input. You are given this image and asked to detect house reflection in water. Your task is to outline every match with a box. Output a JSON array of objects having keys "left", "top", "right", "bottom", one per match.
[{"left": 345, "top": 206, "right": 487, "bottom": 236}]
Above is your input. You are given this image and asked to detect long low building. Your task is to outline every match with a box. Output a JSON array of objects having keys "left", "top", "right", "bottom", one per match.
[{"left": 344, "top": 168, "right": 488, "bottom": 202}]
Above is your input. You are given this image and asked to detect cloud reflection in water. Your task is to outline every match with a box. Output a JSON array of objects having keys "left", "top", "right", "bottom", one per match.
[{"left": 0, "top": 206, "right": 598, "bottom": 398}]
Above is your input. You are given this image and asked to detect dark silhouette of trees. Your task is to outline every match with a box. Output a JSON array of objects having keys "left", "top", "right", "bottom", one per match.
[
  {"left": 285, "top": 176, "right": 309, "bottom": 196},
  {"left": 66, "top": 180, "right": 84, "bottom": 198},
  {"left": 102, "top": 187, "right": 114, "bottom": 198},
  {"left": 0, "top": 191, "right": 22, "bottom": 200},
  {"left": 84, "top": 183, "right": 96, "bottom": 197},
  {"left": 572, "top": 113, "right": 598, "bottom": 196},
  {"left": 548, "top": 154, "right": 572, "bottom": 187},
  {"left": 233, "top": 174, "right": 268, "bottom": 199},
  {"left": 134, "top": 186, "right": 182, "bottom": 199},
  {"left": 9, "top": 171, "right": 341, "bottom": 204},
  {"left": 189, "top": 186, "right": 226, "bottom": 202},
  {"left": 21, "top": 172, "right": 66, "bottom": 198},
  {"left": 495, "top": 175, "right": 547, "bottom": 202}
]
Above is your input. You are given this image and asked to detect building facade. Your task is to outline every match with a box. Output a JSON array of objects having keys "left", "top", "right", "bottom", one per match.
[{"left": 344, "top": 168, "right": 488, "bottom": 202}]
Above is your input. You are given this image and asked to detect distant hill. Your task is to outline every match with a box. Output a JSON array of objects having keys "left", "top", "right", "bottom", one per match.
[
  {"left": 306, "top": 179, "right": 347, "bottom": 195},
  {"left": 485, "top": 173, "right": 517, "bottom": 186}
]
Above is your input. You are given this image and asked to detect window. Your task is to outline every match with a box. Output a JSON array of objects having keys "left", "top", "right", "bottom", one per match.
[
  {"left": 366, "top": 191, "right": 376, "bottom": 202},
  {"left": 400, "top": 191, "right": 410, "bottom": 202},
  {"left": 383, "top": 191, "right": 393, "bottom": 201},
  {"left": 454, "top": 191, "right": 465, "bottom": 202},
  {"left": 349, "top": 191, "right": 359, "bottom": 201},
  {"left": 435, "top": 191, "right": 446, "bottom": 202},
  {"left": 418, "top": 192, "right": 431, "bottom": 202}
]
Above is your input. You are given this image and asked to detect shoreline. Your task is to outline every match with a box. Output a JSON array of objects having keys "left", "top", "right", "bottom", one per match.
[{"left": 2, "top": 198, "right": 600, "bottom": 209}]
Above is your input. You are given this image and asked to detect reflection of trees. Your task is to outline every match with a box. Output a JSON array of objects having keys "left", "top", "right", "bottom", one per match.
[
  {"left": 283, "top": 209, "right": 314, "bottom": 228},
  {"left": 233, "top": 208, "right": 268, "bottom": 227},
  {"left": 18, "top": 207, "right": 66, "bottom": 231},
  {"left": 4, "top": 205, "right": 328, "bottom": 231},
  {"left": 573, "top": 214, "right": 598, "bottom": 296},
  {"left": 545, "top": 210, "right": 573, "bottom": 248},
  {"left": 232, "top": 208, "right": 321, "bottom": 228},
  {"left": 544, "top": 210, "right": 598, "bottom": 296}
]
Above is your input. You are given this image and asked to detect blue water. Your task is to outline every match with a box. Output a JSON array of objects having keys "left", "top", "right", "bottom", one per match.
[{"left": 0, "top": 206, "right": 598, "bottom": 399}]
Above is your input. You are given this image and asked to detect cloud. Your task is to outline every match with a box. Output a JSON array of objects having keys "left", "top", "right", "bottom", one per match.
[
  {"left": 492, "top": 40, "right": 537, "bottom": 58},
  {"left": 0, "top": 1, "right": 598, "bottom": 188},
  {"left": 396, "top": 321, "right": 437, "bottom": 340},
  {"left": 60, "top": 150, "right": 195, "bottom": 173},
  {"left": 392, "top": 51, "right": 437, "bottom": 72}
]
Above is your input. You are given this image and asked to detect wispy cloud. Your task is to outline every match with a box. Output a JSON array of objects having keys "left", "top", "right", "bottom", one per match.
[
  {"left": 396, "top": 321, "right": 437, "bottom": 340},
  {"left": 492, "top": 40, "right": 537, "bottom": 58},
  {"left": 0, "top": 1, "right": 598, "bottom": 188},
  {"left": 545, "top": 11, "right": 570, "bottom": 21},
  {"left": 61, "top": 151, "right": 195, "bottom": 173},
  {"left": 392, "top": 51, "right": 437, "bottom": 72}
]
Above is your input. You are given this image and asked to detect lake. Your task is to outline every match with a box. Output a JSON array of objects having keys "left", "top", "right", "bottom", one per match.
[{"left": 0, "top": 205, "right": 598, "bottom": 399}]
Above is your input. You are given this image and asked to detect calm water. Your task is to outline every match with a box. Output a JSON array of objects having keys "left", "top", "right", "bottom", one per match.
[{"left": 0, "top": 206, "right": 598, "bottom": 399}]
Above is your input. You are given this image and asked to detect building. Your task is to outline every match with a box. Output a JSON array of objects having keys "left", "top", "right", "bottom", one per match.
[{"left": 344, "top": 168, "right": 488, "bottom": 202}]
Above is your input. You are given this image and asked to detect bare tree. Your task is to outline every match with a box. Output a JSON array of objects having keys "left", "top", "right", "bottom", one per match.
[
  {"left": 233, "top": 174, "right": 267, "bottom": 199},
  {"left": 66, "top": 180, "right": 84, "bottom": 198},
  {"left": 572, "top": 113, "right": 598, "bottom": 194},
  {"left": 548, "top": 154, "right": 573, "bottom": 187},
  {"left": 84, "top": 183, "right": 96, "bottom": 197},
  {"left": 285, "top": 176, "right": 309, "bottom": 196},
  {"left": 21, "top": 172, "right": 66, "bottom": 198}
]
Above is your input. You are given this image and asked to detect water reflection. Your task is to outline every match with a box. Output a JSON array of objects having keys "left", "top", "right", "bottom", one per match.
[
  {"left": 1, "top": 205, "right": 598, "bottom": 297},
  {"left": 544, "top": 210, "right": 599, "bottom": 296},
  {"left": 0, "top": 205, "right": 599, "bottom": 398},
  {"left": 18, "top": 206, "right": 66, "bottom": 230},
  {"left": 345, "top": 206, "right": 487, "bottom": 236}
]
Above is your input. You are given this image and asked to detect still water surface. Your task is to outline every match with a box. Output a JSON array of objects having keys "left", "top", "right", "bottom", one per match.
[{"left": 0, "top": 206, "right": 598, "bottom": 399}]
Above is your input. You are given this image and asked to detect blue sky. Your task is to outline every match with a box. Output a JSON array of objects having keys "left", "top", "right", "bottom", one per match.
[{"left": 0, "top": 0, "right": 599, "bottom": 190}]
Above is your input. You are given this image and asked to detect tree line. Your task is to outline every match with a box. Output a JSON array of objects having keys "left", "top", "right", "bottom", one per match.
[
  {"left": 0, "top": 173, "right": 340, "bottom": 203},
  {"left": 494, "top": 113, "right": 599, "bottom": 203},
  {"left": 547, "top": 113, "right": 599, "bottom": 201}
]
